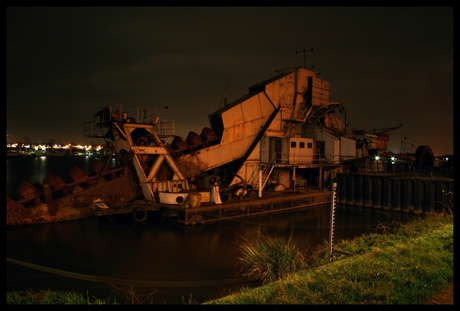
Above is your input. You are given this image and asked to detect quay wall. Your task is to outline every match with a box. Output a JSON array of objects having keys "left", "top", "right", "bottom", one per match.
[{"left": 336, "top": 173, "right": 454, "bottom": 214}]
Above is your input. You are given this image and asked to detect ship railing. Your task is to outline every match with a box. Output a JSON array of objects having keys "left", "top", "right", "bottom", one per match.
[
  {"left": 85, "top": 104, "right": 176, "bottom": 138},
  {"left": 259, "top": 151, "right": 339, "bottom": 166},
  {"left": 84, "top": 120, "right": 108, "bottom": 138},
  {"left": 106, "top": 104, "right": 159, "bottom": 124},
  {"left": 157, "top": 119, "right": 175, "bottom": 138}
]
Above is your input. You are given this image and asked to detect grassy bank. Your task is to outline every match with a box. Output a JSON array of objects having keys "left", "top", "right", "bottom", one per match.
[
  {"left": 205, "top": 213, "right": 453, "bottom": 304},
  {"left": 7, "top": 213, "right": 453, "bottom": 304}
]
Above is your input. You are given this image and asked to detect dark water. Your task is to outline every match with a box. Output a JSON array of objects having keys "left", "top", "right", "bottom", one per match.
[
  {"left": 6, "top": 156, "right": 416, "bottom": 304},
  {"left": 6, "top": 155, "right": 114, "bottom": 200}
]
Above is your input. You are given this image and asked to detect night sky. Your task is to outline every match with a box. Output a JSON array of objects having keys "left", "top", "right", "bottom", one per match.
[{"left": 6, "top": 7, "right": 453, "bottom": 156}]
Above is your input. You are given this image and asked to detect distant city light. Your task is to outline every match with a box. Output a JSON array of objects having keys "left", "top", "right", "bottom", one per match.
[{"left": 6, "top": 142, "right": 106, "bottom": 156}]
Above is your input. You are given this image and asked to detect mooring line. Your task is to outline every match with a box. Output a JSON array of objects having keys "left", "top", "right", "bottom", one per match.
[{"left": 7, "top": 257, "right": 246, "bottom": 287}]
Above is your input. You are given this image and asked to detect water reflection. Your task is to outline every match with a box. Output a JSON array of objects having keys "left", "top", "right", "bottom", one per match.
[
  {"left": 7, "top": 204, "right": 415, "bottom": 304},
  {"left": 7, "top": 156, "right": 105, "bottom": 200}
]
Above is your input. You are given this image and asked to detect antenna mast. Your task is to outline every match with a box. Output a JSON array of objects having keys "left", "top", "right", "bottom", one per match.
[
  {"left": 295, "top": 47, "right": 313, "bottom": 68},
  {"left": 219, "top": 71, "right": 233, "bottom": 110}
]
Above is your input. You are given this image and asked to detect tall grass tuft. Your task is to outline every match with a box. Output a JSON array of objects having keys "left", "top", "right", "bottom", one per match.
[
  {"left": 208, "top": 213, "right": 453, "bottom": 304},
  {"left": 6, "top": 289, "right": 116, "bottom": 305},
  {"left": 235, "top": 234, "right": 308, "bottom": 284}
]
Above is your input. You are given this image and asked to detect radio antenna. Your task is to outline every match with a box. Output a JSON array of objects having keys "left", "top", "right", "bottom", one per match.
[
  {"left": 219, "top": 71, "right": 233, "bottom": 110},
  {"left": 295, "top": 47, "right": 313, "bottom": 68}
]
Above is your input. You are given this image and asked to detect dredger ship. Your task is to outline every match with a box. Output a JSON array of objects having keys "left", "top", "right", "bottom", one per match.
[{"left": 7, "top": 66, "right": 436, "bottom": 226}]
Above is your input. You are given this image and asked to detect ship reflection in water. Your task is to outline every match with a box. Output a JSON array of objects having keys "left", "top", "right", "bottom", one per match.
[{"left": 7, "top": 204, "right": 414, "bottom": 304}]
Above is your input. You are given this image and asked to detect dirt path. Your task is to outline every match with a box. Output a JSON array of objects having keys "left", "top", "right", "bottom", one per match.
[{"left": 423, "top": 284, "right": 454, "bottom": 304}]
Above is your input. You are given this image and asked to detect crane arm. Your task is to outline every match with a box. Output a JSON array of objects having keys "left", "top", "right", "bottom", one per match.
[
  {"left": 370, "top": 123, "right": 403, "bottom": 134},
  {"left": 353, "top": 123, "right": 403, "bottom": 135}
]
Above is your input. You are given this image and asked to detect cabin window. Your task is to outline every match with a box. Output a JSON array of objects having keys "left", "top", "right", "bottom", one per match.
[
  {"left": 307, "top": 142, "right": 313, "bottom": 148},
  {"left": 291, "top": 141, "right": 297, "bottom": 148},
  {"left": 300, "top": 142, "right": 305, "bottom": 148}
]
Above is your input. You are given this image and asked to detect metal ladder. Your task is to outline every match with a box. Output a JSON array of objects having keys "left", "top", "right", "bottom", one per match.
[{"left": 253, "top": 153, "right": 277, "bottom": 190}]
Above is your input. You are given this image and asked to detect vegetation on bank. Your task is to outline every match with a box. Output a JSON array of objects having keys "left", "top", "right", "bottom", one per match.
[
  {"left": 6, "top": 289, "right": 117, "bottom": 305},
  {"left": 7, "top": 211, "right": 453, "bottom": 304},
  {"left": 206, "top": 212, "right": 453, "bottom": 304},
  {"left": 235, "top": 235, "right": 309, "bottom": 284}
]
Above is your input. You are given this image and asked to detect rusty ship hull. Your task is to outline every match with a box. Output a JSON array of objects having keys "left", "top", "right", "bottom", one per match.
[
  {"left": 7, "top": 160, "right": 148, "bottom": 226},
  {"left": 8, "top": 65, "right": 438, "bottom": 226}
]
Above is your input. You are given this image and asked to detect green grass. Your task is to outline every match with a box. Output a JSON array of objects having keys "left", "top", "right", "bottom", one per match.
[
  {"left": 205, "top": 213, "right": 454, "bottom": 304},
  {"left": 7, "top": 213, "right": 453, "bottom": 304},
  {"left": 6, "top": 289, "right": 117, "bottom": 305},
  {"left": 235, "top": 235, "right": 308, "bottom": 284}
]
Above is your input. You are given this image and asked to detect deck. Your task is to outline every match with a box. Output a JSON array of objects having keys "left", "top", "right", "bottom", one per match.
[
  {"left": 160, "top": 189, "right": 332, "bottom": 225},
  {"left": 90, "top": 199, "right": 162, "bottom": 222}
]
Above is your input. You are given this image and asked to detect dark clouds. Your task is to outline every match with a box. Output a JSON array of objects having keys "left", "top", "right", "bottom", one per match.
[{"left": 6, "top": 7, "right": 453, "bottom": 155}]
